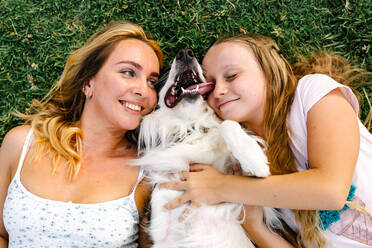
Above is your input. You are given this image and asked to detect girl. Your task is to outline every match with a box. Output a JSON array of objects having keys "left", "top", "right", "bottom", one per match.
[
  {"left": 161, "top": 34, "right": 372, "bottom": 247},
  {"left": 0, "top": 21, "right": 162, "bottom": 247}
]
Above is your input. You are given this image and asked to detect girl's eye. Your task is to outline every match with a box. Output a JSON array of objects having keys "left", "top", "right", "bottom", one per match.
[
  {"left": 226, "top": 73, "right": 237, "bottom": 81},
  {"left": 121, "top": 70, "right": 134, "bottom": 77}
]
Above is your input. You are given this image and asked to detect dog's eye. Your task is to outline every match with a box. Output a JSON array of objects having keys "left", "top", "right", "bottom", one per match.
[{"left": 202, "top": 71, "right": 207, "bottom": 79}]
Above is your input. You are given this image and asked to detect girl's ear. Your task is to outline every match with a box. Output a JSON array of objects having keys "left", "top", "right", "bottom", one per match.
[{"left": 82, "top": 79, "right": 94, "bottom": 99}]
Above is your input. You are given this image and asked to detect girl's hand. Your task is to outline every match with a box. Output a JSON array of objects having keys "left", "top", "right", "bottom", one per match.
[
  {"left": 159, "top": 164, "right": 227, "bottom": 209},
  {"left": 241, "top": 205, "right": 296, "bottom": 248},
  {"left": 241, "top": 204, "right": 265, "bottom": 230}
]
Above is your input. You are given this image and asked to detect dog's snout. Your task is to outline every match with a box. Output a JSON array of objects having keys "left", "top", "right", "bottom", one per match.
[{"left": 176, "top": 49, "right": 194, "bottom": 63}]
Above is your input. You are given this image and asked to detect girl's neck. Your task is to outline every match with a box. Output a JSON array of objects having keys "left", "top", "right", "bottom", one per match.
[{"left": 241, "top": 120, "right": 265, "bottom": 140}]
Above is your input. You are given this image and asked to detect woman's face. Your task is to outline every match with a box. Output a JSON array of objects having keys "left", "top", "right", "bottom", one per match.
[
  {"left": 203, "top": 41, "right": 267, "bottom": 133},
  {"left": 85, "top": 38, "right": 159, "bottom": 131}
]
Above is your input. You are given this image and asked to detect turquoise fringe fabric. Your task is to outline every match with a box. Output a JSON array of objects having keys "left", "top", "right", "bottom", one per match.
[{"left": 318, "top": 184, "right": 356, "bottom": 230}]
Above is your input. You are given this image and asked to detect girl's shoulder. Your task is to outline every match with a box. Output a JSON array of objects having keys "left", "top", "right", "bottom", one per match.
[
  {"left": 295, "top": 74, "right": 359, "bottom": 116},
  {"left": 0, "top": 125, "right": 32, "bottom": 173},
  {"left": 297, "top": 73, "right": 343, "bottom": 94}
]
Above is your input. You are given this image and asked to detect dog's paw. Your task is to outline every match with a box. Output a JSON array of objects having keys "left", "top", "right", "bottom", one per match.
[
  {"left": 219, "top": 120, "right": 241, "bottom": 138},
  {"left": 219, "top": 120, "right": 245, "bottom": 151},
  {"left": 247, "top": 162, "right": 270, "bottom": 177}
]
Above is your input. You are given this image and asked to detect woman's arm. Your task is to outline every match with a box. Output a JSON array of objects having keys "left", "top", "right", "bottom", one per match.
[
  {"left": 0, "top": 146, "right": 10, "bottom": 246},
  {"left": 138, "top": 202, "right": 152, "bottom": 248},
  {"left": 0, "top": 126, "right": 31, "bottom": 247},
  {"left": 161, "top": 88, "right": 360, "bottom": 210},
  {"left": 0, "top": 239, "right": 7, "bottom": 248},
  {"left": 135, "top": 179, "right": 152, "bottom": 248}
]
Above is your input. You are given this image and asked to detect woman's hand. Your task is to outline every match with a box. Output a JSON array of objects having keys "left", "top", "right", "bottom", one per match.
[{"left": 159, "top": 164, "right": 227, "bottom": 209}]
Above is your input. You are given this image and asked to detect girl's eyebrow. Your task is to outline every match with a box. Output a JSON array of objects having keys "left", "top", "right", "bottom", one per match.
[
  {"left": 223, "top": 64, "right": 241, "bottom": 70},
  {"left": 117, "top": 60, "right": 159, "bottom": 78}
]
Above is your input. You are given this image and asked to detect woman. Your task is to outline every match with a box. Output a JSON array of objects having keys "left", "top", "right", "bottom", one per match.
[
  {"left": 0, "top": 21, "right": 162, "bottom": 247},
  {"left": 161, "top": 34, "right": 372, "bottom": 247}
]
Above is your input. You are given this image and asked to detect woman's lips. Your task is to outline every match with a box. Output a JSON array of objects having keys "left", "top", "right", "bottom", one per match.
[{"left": 119, "top": 100, "right": 144, "bottom": 114}]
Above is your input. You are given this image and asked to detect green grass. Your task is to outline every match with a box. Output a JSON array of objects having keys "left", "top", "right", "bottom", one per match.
[{"left": 1, "top": 0, "right": 371, "bottom": 142}]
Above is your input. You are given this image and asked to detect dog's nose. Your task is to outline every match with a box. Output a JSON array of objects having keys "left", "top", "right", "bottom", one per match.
[{"left": 176, "top": 49, "right": 194, "bottom": 63}]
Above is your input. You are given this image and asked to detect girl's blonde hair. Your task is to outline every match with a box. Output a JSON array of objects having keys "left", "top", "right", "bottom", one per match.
[
  {"left": 20, "top": 21, "right": 163, "bottom": 179},
  {"left": 212, "top": 34, "right": 370, "bottom": 247}
]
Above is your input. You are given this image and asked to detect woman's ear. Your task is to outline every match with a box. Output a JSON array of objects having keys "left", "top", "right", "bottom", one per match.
[{"left": 82, "top": 80, "right": 94, "bottom": 99}]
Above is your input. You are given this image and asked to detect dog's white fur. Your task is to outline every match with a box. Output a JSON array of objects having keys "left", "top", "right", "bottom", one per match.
[{"left": 132, "top": 55, "right": 282, "bottom": 248}]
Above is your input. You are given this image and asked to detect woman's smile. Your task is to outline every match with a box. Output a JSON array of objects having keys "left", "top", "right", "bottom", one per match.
[{"left": 119, "top": 100, "right": 144, "bottom": 114}]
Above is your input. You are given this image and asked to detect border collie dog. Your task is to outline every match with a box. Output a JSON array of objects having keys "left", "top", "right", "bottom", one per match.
[{"left": 133, "top": 49, "right": 282, "bottom": 248}]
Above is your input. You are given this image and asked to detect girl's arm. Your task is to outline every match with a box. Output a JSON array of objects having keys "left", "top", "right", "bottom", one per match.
[
  {"left": 0, "top": 126, "right": 31, "bottom": 247},
  {"left": 161, "top": 88, "right": 360, "bottom": 210},
  {"left": 241, "top": 205, "right": 295, "bottom": 248}
]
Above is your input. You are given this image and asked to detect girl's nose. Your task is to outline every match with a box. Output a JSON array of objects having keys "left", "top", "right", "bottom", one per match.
[{"left": 213, "top": 80, "right": 228, "bottom": 96}]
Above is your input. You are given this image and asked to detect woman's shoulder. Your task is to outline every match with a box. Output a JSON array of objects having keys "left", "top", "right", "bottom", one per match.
[
  {"left": 0, "top": 125, "right": 32, "bottom": 171},
  {"left": 2, "top": 125, "right": 32, "bottom": 147}
]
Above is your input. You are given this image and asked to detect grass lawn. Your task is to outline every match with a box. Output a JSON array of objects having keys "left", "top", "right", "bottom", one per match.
[{"left": 0, "top": 0, "right": 371, "bottom": 142}]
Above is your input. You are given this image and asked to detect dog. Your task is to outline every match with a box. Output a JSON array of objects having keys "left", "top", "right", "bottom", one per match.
[{"left": 132, "top": 49, "right": 282, "bottom": 248}]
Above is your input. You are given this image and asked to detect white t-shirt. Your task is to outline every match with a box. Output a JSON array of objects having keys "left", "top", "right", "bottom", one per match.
[{"left": 282, "top": 74, "right": 372, "bottom": 247}]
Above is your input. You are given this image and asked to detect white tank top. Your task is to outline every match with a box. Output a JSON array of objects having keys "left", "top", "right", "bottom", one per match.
[{"left": 3, "top": 129, "right": 144, "bottom": 247}]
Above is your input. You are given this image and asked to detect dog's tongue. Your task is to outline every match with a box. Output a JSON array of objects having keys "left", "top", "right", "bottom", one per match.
[
  {"left": 166, "top": 94, "right": 176, "bottom": 107},
  {"left": 186, "top": 82, "right": 215, "bottom": 95}
]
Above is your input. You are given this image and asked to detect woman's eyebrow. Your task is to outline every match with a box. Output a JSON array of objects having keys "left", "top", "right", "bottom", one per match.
[
  {"left": 150, "top": 72, "right": 159, "bottom": 78},
  {"left": 117, "top": 60, "right": 143, "bottom": 69},
  {"left": 117, "top": 60, "right": 159, "bottom": 78}
]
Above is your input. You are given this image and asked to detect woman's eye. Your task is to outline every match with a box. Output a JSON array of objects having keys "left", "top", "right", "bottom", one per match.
[
  {"left": 147, "top": 79, "right": 157, "bottom": 88},
  {"left": 121, "top": 70, "right": 134, "bottom": 77}
]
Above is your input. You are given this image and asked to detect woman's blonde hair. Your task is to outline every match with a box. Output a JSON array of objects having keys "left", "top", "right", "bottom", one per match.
[
  {"left": 212, "top": 34, "right": 370, "bottom": 247},
  {"left": 20, "top": 21, "right": 163, "bottom": 179}
]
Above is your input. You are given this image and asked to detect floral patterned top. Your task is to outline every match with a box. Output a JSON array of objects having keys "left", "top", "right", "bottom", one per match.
[{"left": 3, "top": 129, "right": 144, "bottom": 247}]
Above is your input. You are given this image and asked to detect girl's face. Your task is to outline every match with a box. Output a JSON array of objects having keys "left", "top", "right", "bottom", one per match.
[
  {"left": 203, "top": 42, "right": 267, "bottom": 134},
  {"left": 84, "top": 38, "right": 159, "bottom": 132}
]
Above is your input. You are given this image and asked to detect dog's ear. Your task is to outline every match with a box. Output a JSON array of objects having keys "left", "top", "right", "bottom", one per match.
[{"left": 154, "top": 65, "right": 171, "bottom": 93}]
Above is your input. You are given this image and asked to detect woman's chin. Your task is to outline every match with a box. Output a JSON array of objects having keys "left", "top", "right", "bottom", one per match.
[{"left": 114, "top": 117, "right": 141, "bottom": 132}]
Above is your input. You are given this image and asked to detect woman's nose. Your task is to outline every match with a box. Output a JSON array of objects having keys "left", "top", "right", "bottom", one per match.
[{"left": 133, "top": 78, "right": 149, "bottom": 97}]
